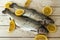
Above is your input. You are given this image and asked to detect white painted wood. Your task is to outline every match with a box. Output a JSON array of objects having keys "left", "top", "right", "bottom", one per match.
[
  {"left": 0, "top": 0, "right": 60, "bottom": 6},
  {"left": 0, "top": 25, "right": 59, "bottom": 37},
  {"left": 11, "top": 0, "right": 54, "bottom": 13},
  {"left": 10, "top": 0, "right": 60, "bottom": 7},
  {"left": 52, "top": 8, "right": 60, "bottom": 15},
  {"left": 48, "top": 26, "right": 60, "bottom": 37},
  {"left": 52, "top": 0, "right": 60, "bottom": 6},
  {"left": 49, "top": 38, "right": 60, "bottom": 40},
  {"left": 0, "top": 0, "right": 11, "bottom": 6},
  {"left": 0, "top": 0, "right": 60, "bottom": 13},
  {"left": 50, "top": 16, "right": 60, "bottom": 25},
  {"left": 0, "top": 38, "right": 59, "bottom": 40},
  {"left": 0, "top": 26, "right": 35, "bottom": 37},
  {"left": 0, "top": 15, "right": 9, "bottom": 25}
]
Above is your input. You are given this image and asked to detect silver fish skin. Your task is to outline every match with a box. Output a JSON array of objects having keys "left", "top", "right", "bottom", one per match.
[
  {"left": 2, "top": 8, "right": 48, "bottom": 34},
  {"left": 10, "top": 3, "right": 54, "bottom": 25}
]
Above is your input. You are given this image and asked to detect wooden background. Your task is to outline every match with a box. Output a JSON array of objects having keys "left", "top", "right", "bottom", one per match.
[{"left": 0, "top": 0, "right": 60, "bottom": 40}]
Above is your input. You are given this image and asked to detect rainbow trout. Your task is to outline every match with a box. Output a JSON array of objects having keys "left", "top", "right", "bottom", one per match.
[{"left": 2, "top": 8, "right": 48, "bottom": 34}]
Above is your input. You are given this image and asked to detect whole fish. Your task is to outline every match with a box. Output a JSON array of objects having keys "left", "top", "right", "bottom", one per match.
[
  {"left": 2, "top": 8, "right": 48, "bottom": 34},
  {"left": 9, "top": 3, "right": 54, "bottom": 25}
]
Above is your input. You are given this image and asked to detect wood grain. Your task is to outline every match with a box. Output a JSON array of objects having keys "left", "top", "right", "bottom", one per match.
[
  {"left": 0, "top": 0, "right": 59, "bottom": 6},
  {"left": 0, "top": 38, "right": 59, "bottom": 40},
  {"left": 0, "top": 25, "right": 59, "bottom": 37}
]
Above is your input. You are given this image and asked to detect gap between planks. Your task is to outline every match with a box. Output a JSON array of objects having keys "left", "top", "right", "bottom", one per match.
[
  {"left": 0, "top": 0, "right": 60, "bottom": 6},
  {"left": 0, "top": 26, "right": 59, "bottom": 37},
  {"left": 0, "top": 38, "right": 59, "bottom": 40}
]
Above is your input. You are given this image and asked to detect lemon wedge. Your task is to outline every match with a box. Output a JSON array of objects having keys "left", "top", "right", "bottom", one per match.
[
  {"left": 15, "top": 9, "right": 24, "bottom": 16},
  {"left": 4, "top": 2, "right": 12, "bottom": 9},
  {"left": 46, "top": 24, "right": 57, "bottom": 33},
  {"left": 9, "top": 19, "right": 16, "bottom": 32},
  {"left": 24, "top": 0, "right": 31, "bottom": 7},
  {"left": 34, "top": 35, "right": 48, "bottom": 40},
  {"left": 42, "top": 6, "right": 53, "bottom": 16}
]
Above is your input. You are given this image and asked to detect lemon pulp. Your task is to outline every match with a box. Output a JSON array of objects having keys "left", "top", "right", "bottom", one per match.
[
  {"left": 15, "top": 9, "right": 24, "bottom": 16},
  {"left": 4, "top": 2, "right": 12, "bottom": 9},
  {"left": 42, "top": 6, "right": 53, "bottom": 16},
  {"left": 47, "top": 24, "right": 56, "bottom": 33},
  {"left": 34, "top": 35, "right": 48, "bottom": 40}
]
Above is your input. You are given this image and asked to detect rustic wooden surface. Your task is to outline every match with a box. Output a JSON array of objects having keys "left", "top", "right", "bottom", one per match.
[{"left": 0, "top": 0, "right": 60, "bottom": 40}]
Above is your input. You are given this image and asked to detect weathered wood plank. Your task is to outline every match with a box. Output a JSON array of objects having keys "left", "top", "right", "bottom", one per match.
[
  {"left": 50, "top": 16, "right": 60, "bottom": 25},
  {"left": 0, "top": 25, "right": 59, "bottom": 37},
  {"left": 52, "top": 0, "right": 60, "bottom": 6},
  {"left": 8, "top": 0, "right": 60, "bottom": 7},
  {"left": 0, "top": 38, "right": 59, "bottom": 40},
  {"left": 0, "top": 15, "right": 9, "bottom": 25},
  {"left": 52, "top": 8, "right": 60, "bottom": 15},
  {"left": 0, "top": 0, "right": 60, "bottom": 6},
  {"left": 0, "top": 26, "right": 35, "bottom": 37},
  {"left": 48, "top": 26, "right": 60, "bottom": 37}
]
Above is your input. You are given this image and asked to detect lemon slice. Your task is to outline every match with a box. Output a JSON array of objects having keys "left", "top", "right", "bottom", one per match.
[
  {"left": 4, "top": 2, "right": 12, "bottom": 9},
  {"left": 15, "top": 9, "right": 24, "bottom": 16},
  {"left": 46, "top": 24, "right": 57, "bottom": 33},
  {"left": 42, "top": 6, "right": 53, "bottom": 16},
  {"left": 9, "top": 19, "right": 16, "bottom": 32},
  {"left": 34, "top": 35, "right": 48, "bottom": 40},
  {"left": 24, "top": 0, "right": 31, "bottom": 7}
]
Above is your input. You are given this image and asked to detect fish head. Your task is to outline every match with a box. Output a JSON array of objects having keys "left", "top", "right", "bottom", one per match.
[{"left": 2, "top": 8, "right": 24, "bottom": 26}]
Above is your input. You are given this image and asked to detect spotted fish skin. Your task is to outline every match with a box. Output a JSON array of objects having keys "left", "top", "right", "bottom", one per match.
[
  {"left": 2, "top": 8, "right": 49, "bottom": 34},
  {"left": 10, "top": 3, "right": 54, "bottom": 25}
]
